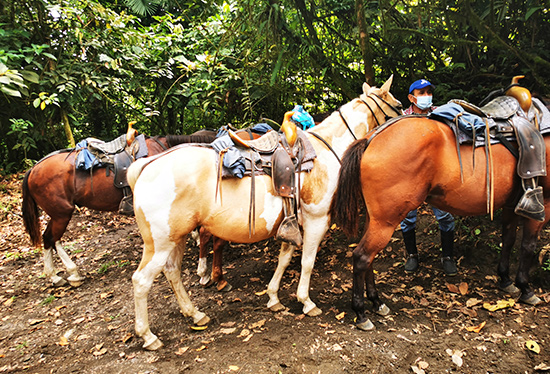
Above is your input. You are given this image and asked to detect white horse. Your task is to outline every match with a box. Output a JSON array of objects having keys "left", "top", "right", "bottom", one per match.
[{"left": 128, "top": 76, "right": 402, "bottom": 350}]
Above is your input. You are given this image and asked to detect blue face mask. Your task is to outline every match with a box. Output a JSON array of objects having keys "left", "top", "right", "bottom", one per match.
[{"left": 414, "top": 95, "right": 433, "bottom": 110}]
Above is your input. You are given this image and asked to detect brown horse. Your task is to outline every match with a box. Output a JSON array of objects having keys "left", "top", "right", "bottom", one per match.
[
  {"left": 330, "top": 114, "right": 549, "bottom": 331},
  {"left": 22, "top": 130, "right": 218, "bottom": 287}
]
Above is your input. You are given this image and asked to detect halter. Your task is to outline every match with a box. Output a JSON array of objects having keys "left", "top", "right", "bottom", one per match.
[{"left": 311, "top": 91, "right": 401, "bottom": 163}]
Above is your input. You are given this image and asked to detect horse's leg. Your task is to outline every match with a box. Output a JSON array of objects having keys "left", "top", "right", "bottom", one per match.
[
  {"left": 295, "top": 217, "right": 329, "bottom": 316},
  {"left": 353, "top": 223, "right": 395, "bottom": 331},
  {"left": 132, "top": 245, "right": 172, "bottom": 350},
  {"left": 197, "top": 227, "right": 213, "bottom": 286},
  {"left": 267, "top": 242, "right": 295, "bottom": 312},
  {"left": 55, "top": 242, "right": 85, "bottom": 287},
  {"left": 211, "top": 236, "right": 231, "bottom": 291},
  {"left": 163, "top": 238, "right": 210, "bottom": 325},
  {"left": 498, "top": 207, "right": 521, "bottom": 294},
  {"left": 42, "top": 214, "right": 75, "bottom": 287},
  {"left": 516, "top": 217, "right": 546, "bottom": 305},
  {"left": 43, "top": 247, "right": 67, "bottom": 287}
]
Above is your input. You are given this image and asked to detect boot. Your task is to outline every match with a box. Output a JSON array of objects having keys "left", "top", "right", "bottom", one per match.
[
  {"left": 402, "top": 229, "right": 418, "bottom": 273},
  {"left": 514, "top": 186, "right": 545, "bottom": 222},
  {"left": 440, "top": 229, "right": 457, "bottom": 276}
]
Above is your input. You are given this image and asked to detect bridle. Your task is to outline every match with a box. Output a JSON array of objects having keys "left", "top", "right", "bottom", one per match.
[{"left": 309, "top": 91, "right": 402, "bottom": 163}]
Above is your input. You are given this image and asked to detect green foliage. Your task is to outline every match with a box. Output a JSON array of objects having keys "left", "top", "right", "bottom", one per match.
[{"left": 1, "top": 0, "right": 549, "bottom": 172}]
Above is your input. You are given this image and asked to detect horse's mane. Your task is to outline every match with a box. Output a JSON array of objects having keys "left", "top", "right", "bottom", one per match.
[{"left": 151, "top": 131, "right": 218, "bottom": 148}]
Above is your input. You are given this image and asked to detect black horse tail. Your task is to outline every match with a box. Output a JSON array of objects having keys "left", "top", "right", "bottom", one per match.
[
  {"left": 330, "top": 138, "right": 370, "bottom": 237},
  {"left": 22, "top": 169, "right": 42, "bottom": 247}
]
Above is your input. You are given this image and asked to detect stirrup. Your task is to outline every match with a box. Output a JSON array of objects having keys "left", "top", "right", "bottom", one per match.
[
  {"left": 514, "top": 186, "right": 545, "bottom": 222},
  {"left": 119, "top": 195, "right": 134, "bottom": 216},
  {"left": 276, "top": 214, "right": 302, "bottom": 246}
]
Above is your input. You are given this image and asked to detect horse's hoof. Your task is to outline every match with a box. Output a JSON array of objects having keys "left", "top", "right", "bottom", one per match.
[
  {"left": 499, "top": 283, "right": 520, "bottom": 295},
  {"left": 305, "top": 306, "right": 322, "bottom": 317},
  {"left": 195, "top": 315, "right": 210, "bottom": 326},
  {"left": 356, "top": 319, "right": 375, "bottom": 331},
  {"left": 216, "top": 281, "right": 232, "bottom": 292},
  {"left": 52, "top": 277, "right": 68, "bottom": 287},
  {"left": 519, "top": 293, "right": 543, "bottom": 306},
  {"left": 200, "top": 278, "right": 214, "bottom": 288},
  {"left": 268, "top": 302, "right": 286, "bottom": 312},
  {"left": 143, "top": 337, "right": 164, "bottom": 351},
  {"left": 376, "top": 303, "right": 391, "bottom": 316}
]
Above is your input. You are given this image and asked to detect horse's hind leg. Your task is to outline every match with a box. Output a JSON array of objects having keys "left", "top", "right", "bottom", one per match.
[
  {"left": 42, "top": 215, "right": 80, "bottom": 287},
  {"left": 516, "top": 218, "right": 546, "bottom": 305},
  {"left": 498, "top": 207, "right": 521, "bottom": 294},
  {"left": 163, "top": 238, "right": 210, "bottom": 325},
  {"left": 133, "top": 246, "right": 171, "bottom": 350}
]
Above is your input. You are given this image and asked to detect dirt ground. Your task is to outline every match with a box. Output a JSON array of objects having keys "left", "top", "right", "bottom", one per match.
[{"left": 1, "top": 172, "right": 550, "bottom": 374}]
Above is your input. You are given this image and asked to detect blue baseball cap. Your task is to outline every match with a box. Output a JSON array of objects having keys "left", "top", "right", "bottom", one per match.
[{"left": 409, "top": 79, "right": 435, "bottom": 94}]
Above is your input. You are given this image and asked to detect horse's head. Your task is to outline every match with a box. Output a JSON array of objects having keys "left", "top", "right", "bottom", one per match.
[{"left": 359, "top": 75, "right": 403, "bottom": 129}]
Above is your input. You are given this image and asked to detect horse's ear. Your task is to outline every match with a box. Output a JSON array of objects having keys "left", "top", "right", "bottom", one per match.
[
  {"left": 362, "top": 82, "right": 371, "bottom": 95},
  {"left": 380, "top": 75, "right": 394, "bottom": 93}
]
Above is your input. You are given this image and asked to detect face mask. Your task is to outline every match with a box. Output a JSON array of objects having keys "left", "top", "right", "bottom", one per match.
[{"left": 414, "top": 95, "right": 433, "bottom": 110}]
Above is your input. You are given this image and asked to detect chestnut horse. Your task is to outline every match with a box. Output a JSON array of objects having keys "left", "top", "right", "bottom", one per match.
[
  {"left": 22, "top": 130, "right": 217, "bottom": 287},
  {"left": 127, "top": 77, "right": 402, "bottom": 350},
  {"left": 330, "top": 115, "right": 549, "bottom": 331}
]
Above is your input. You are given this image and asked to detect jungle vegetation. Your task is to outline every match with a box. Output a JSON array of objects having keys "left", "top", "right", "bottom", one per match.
[{"left": 1, "top": 0, "right": 549, "bottom": 172}]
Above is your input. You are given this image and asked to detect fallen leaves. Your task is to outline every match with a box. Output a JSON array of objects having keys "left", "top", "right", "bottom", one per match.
[
  {"left": 526, "top": 340, "right": 541, "bottom": 354},
  {"left": 446, "top": 282, "right": 469, "bottom": 295},
  {"left": 483, "top": 298, "right": 515, "bottom": 312},
  {"left": 446, "top": 349, "right": 464, "bottom": 367},
  {"left": 466, "top": 321, "right": 486, "bottom": 333}
]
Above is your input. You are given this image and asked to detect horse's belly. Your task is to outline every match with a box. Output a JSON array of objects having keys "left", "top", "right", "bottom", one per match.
[{"left": 200, "top": 177, "right": 285, "bottom": 243}]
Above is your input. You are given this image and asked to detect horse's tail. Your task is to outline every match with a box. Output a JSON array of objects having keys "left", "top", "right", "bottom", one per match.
[
  {"left": 127, "top": 157, "right": 151, "bottom": 190},
  {"left": 330, "top": 138, "right": 370, "bottom": 237},
  {"left": 22, "top": 169, "right": 42, "bottom": 247}
]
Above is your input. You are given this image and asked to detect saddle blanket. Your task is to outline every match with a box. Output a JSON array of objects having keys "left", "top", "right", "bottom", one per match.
[
  {"left": 429, "top": 97, "right": 550, "bottom": 147},
  {"left": 75, "top": 134, "right": 147, "bottom": 170}
]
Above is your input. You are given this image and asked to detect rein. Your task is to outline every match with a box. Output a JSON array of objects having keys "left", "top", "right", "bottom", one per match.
[{"left": 310, "top": 92, "right": 400, "bottom": 164}]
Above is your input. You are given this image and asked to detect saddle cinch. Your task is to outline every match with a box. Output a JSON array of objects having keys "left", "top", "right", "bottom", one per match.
[
  {"left": 219, "top": 112, "right": 317, "bottom": 246},
  {"left": 446, "top": 77, "right": 547, "bottom": 221},
  {"left": 79, "top": 122, "right": 144, "bottom": 215}
]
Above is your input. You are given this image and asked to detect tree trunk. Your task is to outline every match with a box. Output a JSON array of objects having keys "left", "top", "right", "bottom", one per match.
[
  {"left": 60, "top": 109, "right": 75, "bottom": 147},
  {"left": 355, "top": 0, "right": 375, "bottom": 85}
]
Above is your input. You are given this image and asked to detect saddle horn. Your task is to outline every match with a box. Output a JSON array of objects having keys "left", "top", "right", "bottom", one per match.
[
  {"left": 126, "top": 121, "right": 138, "bottom": 147},
  {"left": 505, "top": 75, "right": 532, "bottom": 113}
]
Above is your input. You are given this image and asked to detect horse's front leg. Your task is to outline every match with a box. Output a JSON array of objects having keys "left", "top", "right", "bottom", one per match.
[
  {"left": 196, "top": 228, "right": 213, "bottom": 286},
  {"left": 295, "top": 219, "right": 328, "bottom": 316},
  {"left": 267, "top": 242, "right": 295, "bottom": 312},
  {"left": 211, "top": 236, "right": 231, "bottom": 291},
  {"left": 498, "top": 207, "right": 520, "bottom": 294},
  {"left": 55, "top": 242, "right": 85, "bottom": 287},
  {"left": 516, "top": 219, "right": 545, "bottom": 305}
]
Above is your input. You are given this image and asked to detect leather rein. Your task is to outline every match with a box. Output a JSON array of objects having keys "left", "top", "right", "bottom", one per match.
[{"left": 310, "top": 93, "right": 402, "bottom": 164}]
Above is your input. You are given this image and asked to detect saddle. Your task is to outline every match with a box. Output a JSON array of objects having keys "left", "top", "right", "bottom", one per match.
[
  {"left": 215, "top": 112, "right": 317, "bottom": 245},
  {"left": 450, "top": 95, "right": 546, "bottom": 178},
  {"left": 76, "top": 122, "right": 145, "bottom": 215}
]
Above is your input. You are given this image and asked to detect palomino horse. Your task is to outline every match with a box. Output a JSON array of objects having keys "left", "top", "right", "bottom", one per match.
[
  {"left": 330, "top": 115, "right": 549, "bottom": 331},
  {"left": 22, "top": 130, "right": 218, "bottom": 287},
  {"left": 127, "top": 76, "right": 402, "bottom": 350}
]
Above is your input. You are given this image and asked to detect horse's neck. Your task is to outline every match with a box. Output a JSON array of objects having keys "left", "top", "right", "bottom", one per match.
[{"left": 309, "top": 100, "right": 370, "bottom": 153}]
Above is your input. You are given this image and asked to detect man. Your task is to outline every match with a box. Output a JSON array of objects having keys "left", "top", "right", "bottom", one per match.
[{"left": 401, "top": 79, "right": 458, "bottom": 276}]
